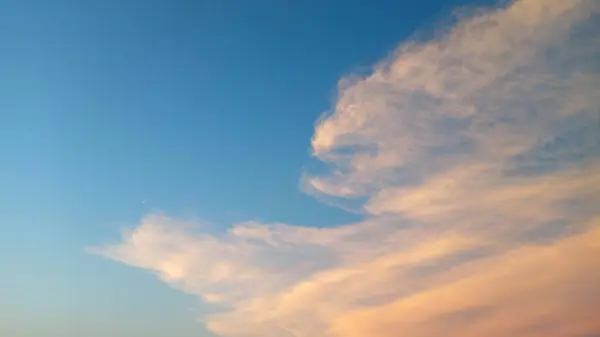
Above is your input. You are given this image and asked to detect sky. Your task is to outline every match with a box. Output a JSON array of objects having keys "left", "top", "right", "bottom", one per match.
[{"left": 1, "top": 0, "right": 599, "bottom": 337}]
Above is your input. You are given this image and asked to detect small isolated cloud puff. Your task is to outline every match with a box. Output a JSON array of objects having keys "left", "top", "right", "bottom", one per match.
[{"left": 92, "top": 0, "right": 600, "bottom": 336}]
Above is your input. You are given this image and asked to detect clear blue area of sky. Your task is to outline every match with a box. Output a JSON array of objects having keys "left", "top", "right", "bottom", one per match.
[{"left": 0, "top": 0, "right": 493, "bottom": 336}]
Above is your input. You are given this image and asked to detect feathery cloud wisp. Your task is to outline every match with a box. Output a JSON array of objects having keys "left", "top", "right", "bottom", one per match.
[{"left": 92, "top": 0, "right": 600, "bottom": 336}]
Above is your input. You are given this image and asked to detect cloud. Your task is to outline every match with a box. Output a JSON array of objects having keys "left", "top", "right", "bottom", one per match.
[
  {"left": 91, "top": 0, "right": 600, "bottom": 336},
  {"left": 329, "top": 223, "right": 600, "bottom": 337}
]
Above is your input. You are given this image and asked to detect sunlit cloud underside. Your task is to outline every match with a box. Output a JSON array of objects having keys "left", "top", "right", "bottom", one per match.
[{"left": 92, "top": 0, "right": 600, "bottom": 336}]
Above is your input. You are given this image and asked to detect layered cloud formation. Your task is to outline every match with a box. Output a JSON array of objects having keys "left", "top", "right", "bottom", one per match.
[{"left": 92, "top": 0, "right": 600, "bottom": 336}]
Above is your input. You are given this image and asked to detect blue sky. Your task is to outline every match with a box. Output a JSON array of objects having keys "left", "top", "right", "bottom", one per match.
[
  {"left": 1, "top": 1, "right": 481, "bottom": 335},
  {"left": 2, "top": 0, "right": 599, "bottom": 337}
]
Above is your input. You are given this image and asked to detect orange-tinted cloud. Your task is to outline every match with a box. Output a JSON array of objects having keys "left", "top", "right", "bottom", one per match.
[{"left": 330, "top": 223, "right": 600, "bottom": 337}]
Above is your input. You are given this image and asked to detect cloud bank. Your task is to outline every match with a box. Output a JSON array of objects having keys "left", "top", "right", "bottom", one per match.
[{"left": 92, "top": 0, "right": 600, "bottom": 336}]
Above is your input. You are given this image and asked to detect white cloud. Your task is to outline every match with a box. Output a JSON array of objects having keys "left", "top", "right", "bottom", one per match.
[
  {"left": 309, "top": 0, "right": 599, "bottom": 200},
  {"left": 92, "top": 0, "right": 600, "bottom": 336}
]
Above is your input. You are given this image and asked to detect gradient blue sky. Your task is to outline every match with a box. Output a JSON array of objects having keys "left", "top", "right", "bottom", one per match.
[
  {"left": 3, "top": 1, "right": 598, "bottom": 337},
  {"left": 1, "top": 1, "right": 491, "bottom": 336}
]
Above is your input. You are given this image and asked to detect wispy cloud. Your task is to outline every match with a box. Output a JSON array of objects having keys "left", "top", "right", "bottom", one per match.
[{"left": 91, "top": 0, "right": 600, "bottom": 336}]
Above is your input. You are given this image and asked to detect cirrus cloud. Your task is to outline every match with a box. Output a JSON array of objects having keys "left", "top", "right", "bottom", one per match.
[{"left": 92, "top": 0, "right": 600, "bottom": 336}]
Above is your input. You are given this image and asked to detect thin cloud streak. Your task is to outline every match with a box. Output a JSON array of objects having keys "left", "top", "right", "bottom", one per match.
[{"left": 92, "top": 0, "right": 600, "bottom": 336}]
